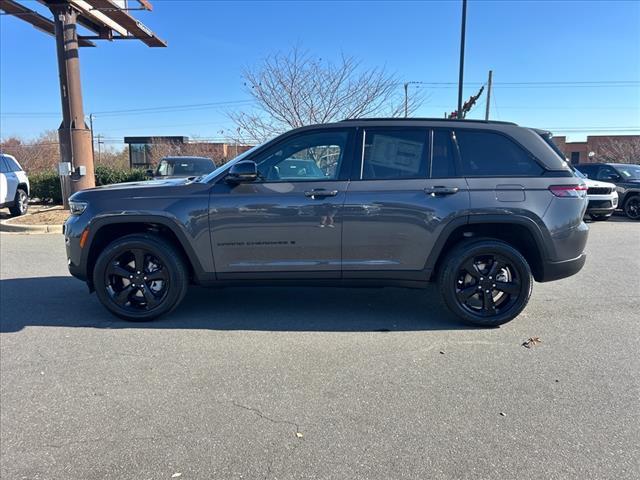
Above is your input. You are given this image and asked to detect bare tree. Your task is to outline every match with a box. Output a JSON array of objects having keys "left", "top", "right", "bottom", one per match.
[
  {"left": 0, "top": 131, "right": 60, "bottom": 173},
  {"left": 595, "top": 137, "right": 640, "bottom": 164},
  {"left": 229, "top": 47, "right": 424, "bottom": 143}
]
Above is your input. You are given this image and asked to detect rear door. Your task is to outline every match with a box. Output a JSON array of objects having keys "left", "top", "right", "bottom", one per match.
[
  {"left": 210, "top": 128, "right": 354, "bottom": 278},
  {"left": 341, "top": 127, "right": 469, "bottom": 278}
]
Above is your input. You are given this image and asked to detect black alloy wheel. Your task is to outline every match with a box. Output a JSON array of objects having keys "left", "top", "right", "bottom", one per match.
[
  {"left": 439, "top": 239, "right": 533, "bottom": 327},
  {"left": 94, "top": 234, "right": 188, "bottom": 321},
  {"left": 624, "top": 196, "right": 640, "bottom": 220}
]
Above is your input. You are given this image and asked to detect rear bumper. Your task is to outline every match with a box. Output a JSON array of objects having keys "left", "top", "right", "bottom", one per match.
[{"left": 539, "top": 253, "right": 587, "bottom": 282}]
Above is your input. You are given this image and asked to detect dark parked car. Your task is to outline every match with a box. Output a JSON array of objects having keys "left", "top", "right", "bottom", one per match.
[
  {"left": 574, "top": 163, "right": 640, "bottom": 220},
  {"left": 64, "top": 119, "right": 588, "bottom": 327},
  {"left": 147, "top": 156, "right": 216, "bottom": 179}
]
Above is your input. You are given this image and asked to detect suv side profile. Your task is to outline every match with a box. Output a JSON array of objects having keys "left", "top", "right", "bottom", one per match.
[
  {"left": 575, "top": 163, "right": 640, "bottom": 220},
  {"left": 64, "top": 119, "right": 588, "bottom": 327}
]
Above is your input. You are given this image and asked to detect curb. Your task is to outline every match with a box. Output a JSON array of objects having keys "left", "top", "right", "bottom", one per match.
[{"left": 0, "top": 218, "right": 63, "bottom": 234}]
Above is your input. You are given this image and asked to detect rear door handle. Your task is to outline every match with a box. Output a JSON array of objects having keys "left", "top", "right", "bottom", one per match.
[
  {"left": 305, "top": 189, "right": 339, "bottom": 199},
  {"left": 424, "top": 186, "right": 459, "bottom": 196}
]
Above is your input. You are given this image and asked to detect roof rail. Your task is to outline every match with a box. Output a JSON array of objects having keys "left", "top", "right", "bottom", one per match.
[{"left": 339, "top": 117, "right": 518, "bottom": 126}]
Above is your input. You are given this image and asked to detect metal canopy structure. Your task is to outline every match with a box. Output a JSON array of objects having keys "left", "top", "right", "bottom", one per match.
[{"left": 0, "top": 0, "right": 166, "bottom": 205}]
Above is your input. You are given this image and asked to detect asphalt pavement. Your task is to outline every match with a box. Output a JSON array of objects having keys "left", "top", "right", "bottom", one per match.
[{"left": 1, "top": 217, "right": 638, "bottom": 479}]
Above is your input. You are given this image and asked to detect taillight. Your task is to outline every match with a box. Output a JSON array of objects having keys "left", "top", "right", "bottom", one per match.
[{"left": 549, "top": 184, "right": 588, "bottom": 198}]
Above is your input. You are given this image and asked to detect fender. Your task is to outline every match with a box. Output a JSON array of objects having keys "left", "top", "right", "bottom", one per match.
[
  {"left": 423, "top": 212, "right": 553, "bottom": 276},
  {"left": 82, "top": 213, "right": 213, "bottom": 285}
]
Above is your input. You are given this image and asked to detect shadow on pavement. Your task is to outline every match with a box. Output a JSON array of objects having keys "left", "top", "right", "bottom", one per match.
[{"left": 0, "top": 276, "right": 471, "bottom": 333}]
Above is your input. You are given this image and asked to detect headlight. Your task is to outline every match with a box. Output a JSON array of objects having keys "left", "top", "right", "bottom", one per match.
[{"left": 69, "top": 200, "right": 88, "bottom": 215}]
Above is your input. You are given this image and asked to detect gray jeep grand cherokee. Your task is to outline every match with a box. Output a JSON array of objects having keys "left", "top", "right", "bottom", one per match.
[{"left": 64, "top": 119, "right": 588, "bottom": 327}]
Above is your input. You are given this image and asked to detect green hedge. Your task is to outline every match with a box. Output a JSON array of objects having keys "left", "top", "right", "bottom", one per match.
[{"left": 30, "top": 166, "right": 147, "bottom": 204}]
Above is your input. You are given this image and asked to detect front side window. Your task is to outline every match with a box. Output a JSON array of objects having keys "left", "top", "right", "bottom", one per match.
[
  {"left": 0, "top": 157, "right": 8, "bottom": 174},
  {"left": 255, "top": 130, "right": 348, "bottom": 182},
  {"left": 361, "top": 129, "right": 429, "bottom": 180},
  {"left": 456, "top": 130, "right": 543, "bottom": 177},
  {"left": 596, "top": 165, "right": 620, "bottom": 181}
]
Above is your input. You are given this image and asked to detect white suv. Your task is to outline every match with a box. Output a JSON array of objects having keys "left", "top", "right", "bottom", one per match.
[
  {"left": 579, "top": 173, "right": 618, "bottom": 221},
  {"left": 0, "top": 154, "right": 30, "bottom": 217}
]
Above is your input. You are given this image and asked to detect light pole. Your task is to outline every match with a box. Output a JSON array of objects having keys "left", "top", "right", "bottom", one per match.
[{"left": 457, "top": 0, "right": 468, "bottom": 119}]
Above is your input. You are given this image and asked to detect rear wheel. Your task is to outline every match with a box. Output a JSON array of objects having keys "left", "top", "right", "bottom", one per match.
[
  {"left": 8, "top": 188, "right": 28, "bottom": 217},
  {"left": 438, "top": 239, "right": 533, "bottom": 327},
  {"left": 93, "top": 234, "right": 189, "bottom": 321},
  {"left": 589, "top": 213, "right": 611, "bottom": 221},
  {"left": 624, "top": 196, "right": 640, "bottom": 220}
]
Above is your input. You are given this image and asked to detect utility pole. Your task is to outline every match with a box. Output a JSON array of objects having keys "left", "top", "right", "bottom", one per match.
[
  {"left": 89, "top": 113, "right": 95, "bottom": 160},
  {"left": 96, "top": 134, "right": 103, "bottom": 163},
  {"left": 457, "top": 0, "right": 468, "bottom": 119},
  {"left": 404, "top": 82, "right": 409, "bottom": 118},
  {"left": 485, "top": 70, "right": 493, "bottom": 121},
  {"left": 50, "top": 3, "right": 95, "bottom": 207}
]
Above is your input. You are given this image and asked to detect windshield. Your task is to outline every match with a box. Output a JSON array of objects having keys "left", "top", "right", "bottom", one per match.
[
  {"left": 199, "top": 143, "right": 265, "bottom": 183},
  {"left": 156, "top": 158, "right": 214, "bottom": 177},
  {"left": 616, "top": 164, "right": 640, "bottom": 180}
]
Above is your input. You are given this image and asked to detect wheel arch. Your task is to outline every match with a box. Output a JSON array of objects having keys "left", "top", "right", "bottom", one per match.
[
  {"left": 84, "top": 215, "right": 205, "bottom": 290},
  {"left": 16, "top": 182, "right": 29, "bottom": 196},
  {"left": 426, "top": 215, "right": 550, "bottom": 282}
]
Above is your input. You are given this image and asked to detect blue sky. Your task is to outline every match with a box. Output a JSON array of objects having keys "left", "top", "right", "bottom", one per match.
[{"left": 1, "top": 0, "right": 639, "bottom": 147}]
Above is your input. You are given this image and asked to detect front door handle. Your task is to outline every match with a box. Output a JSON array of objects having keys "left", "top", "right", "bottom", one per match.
[
  {"left": 424, "top": 186, "right": 459, "bottom": 196},
  {"left": 305, "top": 189, "right": 339, "bottom": 199}
]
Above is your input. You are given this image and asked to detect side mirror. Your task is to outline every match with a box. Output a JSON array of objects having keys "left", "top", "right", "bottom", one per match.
[
  {"left": 226, "top": 160, "right": 258, "bottom": 183},
  {"left": 145, "top": 169, "right": 154, "bottom": 178}
]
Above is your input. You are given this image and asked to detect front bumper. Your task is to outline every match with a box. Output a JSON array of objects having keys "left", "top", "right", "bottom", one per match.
[
  {"left": 586, "top": 194, "right": 618, "bottom": 215},
  {"left": 64, "top": 214, "right": 89, "bottom": 281}
]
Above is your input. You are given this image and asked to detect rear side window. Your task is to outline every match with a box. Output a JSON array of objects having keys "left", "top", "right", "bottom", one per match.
[
  {"left": 361, "top": 129, "right": 429, "bottom": 180},
  {"left": 431, "top": 130, "right": 457, "bottom": 178},
  {"left": 456, "top": 130, "right": 543, "bottom": 177},
  {"left": 0, "top": 156, "right": 8, "bottom": 173}
]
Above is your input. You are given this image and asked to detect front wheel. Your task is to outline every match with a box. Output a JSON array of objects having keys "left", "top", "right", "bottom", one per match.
[
  {"left": 438, "top": 239, "right": 533, "bottom": 327},
  {"left": 93, "top": 234, "right": 189, "bottom": 321},
  {"left": 624, "top": 196, "right": 640, "bottom": 220}
]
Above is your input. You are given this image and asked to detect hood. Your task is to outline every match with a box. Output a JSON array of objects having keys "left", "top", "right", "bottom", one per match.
[
  {"left": 582, "top": 178, "right": 617, "bottom": 189},
  {"left": 85, "top": 177, "right": 192, "bottom": 191}
]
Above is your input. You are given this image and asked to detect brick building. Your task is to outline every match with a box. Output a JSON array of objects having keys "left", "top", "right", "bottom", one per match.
[
  {"left": 551, "top": 135, "right": 640, "bottom": 165},
  {"left": 124, "top": 136, "right": 254, "bottom": 169}
]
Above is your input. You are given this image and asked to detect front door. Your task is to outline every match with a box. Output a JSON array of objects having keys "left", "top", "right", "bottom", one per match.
[
  {"left": 210, "top": 128, "right": 354, "bottom": 278},
  {"left": 342, "top": 128, "right": 470, "bottom": 278}
]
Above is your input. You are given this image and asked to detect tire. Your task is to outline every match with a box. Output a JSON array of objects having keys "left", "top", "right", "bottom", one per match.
[
  {"left": 8, "top": 188, "right": 28, "bottom": 217},
  {"left": 589, "top": 213, "right": 611, "bottom": 221},
  {"left": 623, "top": 196, "right": 640, "bottom": 220},
  {"left": 93, "top": 233, "right": 189, "bottom": 321},
  {"left": 438, "top": 239, "right": 533, "bottom": 327}
]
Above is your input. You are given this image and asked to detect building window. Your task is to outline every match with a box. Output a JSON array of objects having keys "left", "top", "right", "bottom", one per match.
[{"left": 570, "top": 152, "right": 580, "bottom": 165}]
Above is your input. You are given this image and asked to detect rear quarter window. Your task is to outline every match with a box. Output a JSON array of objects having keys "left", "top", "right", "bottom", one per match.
[{"left": 456, "top": 130, "right": 543, "bottom": 177}]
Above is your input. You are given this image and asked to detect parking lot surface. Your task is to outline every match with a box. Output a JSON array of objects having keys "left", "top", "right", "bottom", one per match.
[{"left": 1, "top": 217, "right": 638, "bottom": 479}]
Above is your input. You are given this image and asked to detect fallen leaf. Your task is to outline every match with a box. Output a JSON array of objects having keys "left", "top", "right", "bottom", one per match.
[
  {"left": 295, "top": 432, "right": 304, "bottom": 438},
  {"left": 522, "top": 337, "right": 542, "bottom": 349}
]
